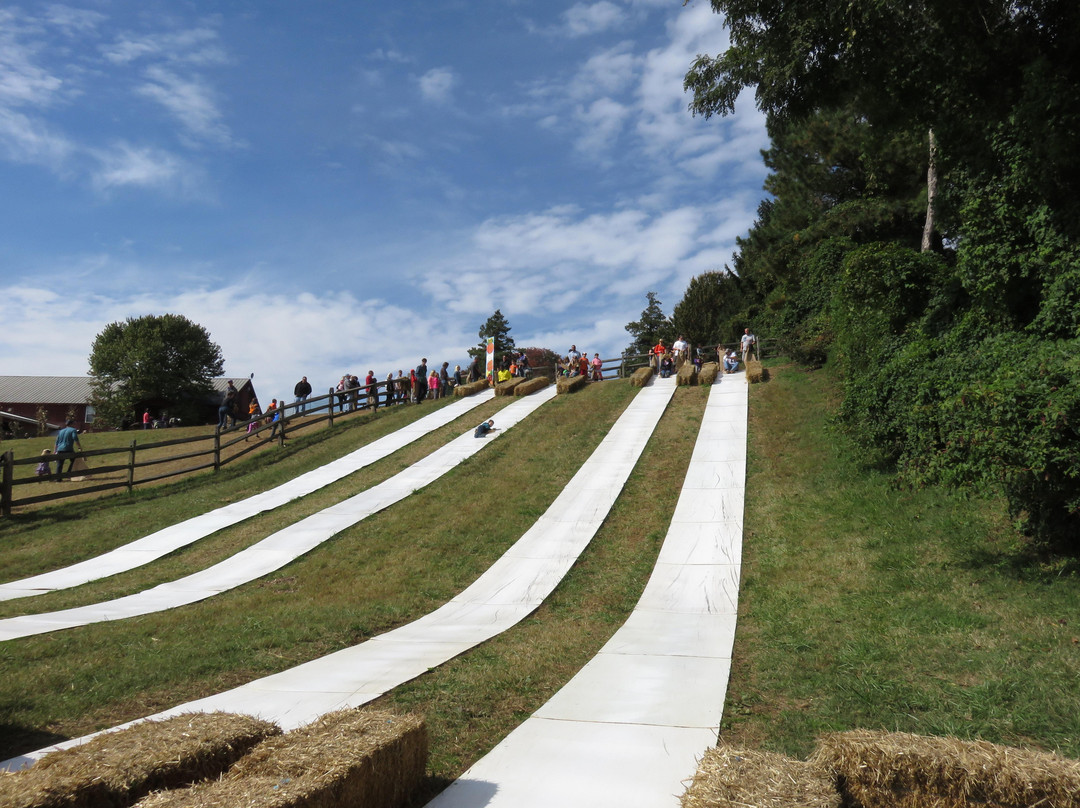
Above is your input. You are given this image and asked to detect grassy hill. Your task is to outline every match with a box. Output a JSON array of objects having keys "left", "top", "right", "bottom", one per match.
[{"left": 0, "top": 367, "right": 1077, "bottom": 800}]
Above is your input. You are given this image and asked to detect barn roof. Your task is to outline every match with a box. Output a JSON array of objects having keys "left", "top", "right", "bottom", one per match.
[{"left": 0, "top": 376, "right": 94, "bottom": 404}]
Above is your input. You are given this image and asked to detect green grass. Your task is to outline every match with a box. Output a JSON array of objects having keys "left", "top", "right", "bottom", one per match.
[
  {"left": 722, "top": 362, "right": 1080, "bottom": 760},
  {"left": 1, "top": 367, "right": 1078, "bottom": 795}
]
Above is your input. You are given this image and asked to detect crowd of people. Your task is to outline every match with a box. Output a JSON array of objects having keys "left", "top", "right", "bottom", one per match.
[
  {"left": 647, "top": 328, "right": 758, "bottom": 378},
  {"left": 555, "top": 345, "right": 604, "bottom": 381}
]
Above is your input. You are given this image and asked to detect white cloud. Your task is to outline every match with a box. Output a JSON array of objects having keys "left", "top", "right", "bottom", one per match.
[
  {"left": 100, "top": 26, "right": 227, "bottom": 67},
  {"left": 90, "top": 142, "right": 182, "bottom": 190},
  {"left": 136, "top": 66, "right": 233, "bottom": 146},
  {"left": 573, "top": 97, "right": 630, "bottom": 156},
  {"left": 0, "top": 281, "right": 477, "bottom": 406},
  {"left": 418, "top": 67, "right": 457, "bottom": 104},
  {"left": 563, "top": 1, "right": 626, "bottom": 37},
  {"left": 0, "top": 107, "right": 73, "bottom": 166}
]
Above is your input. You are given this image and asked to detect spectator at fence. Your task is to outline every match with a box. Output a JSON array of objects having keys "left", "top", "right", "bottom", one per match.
[
  {"left": 294, "top": 376, "right": 312, "bottom": 414},
  {"left": 568, "top": 344, "right": 581, "bottom": 365},
  {"left": 246, "top": 399, "right": 262, "bottom": 439},
  {"left": 53, "top": 418, "right": 82, "bottom": 479},
  {"left": 336, "top": 376, "right": 348, "bottom": 411},
  {"left": 395, "top": 370, "right": 406, "bottom": 403},
  {"left": 453, "top": 364, "right": 463, "bottom": 387},
  {"left": 578, "top": 353, "right": 589, "bottom": 378},
  {"left": 416, "top": 359, "right": 429, "bottom": 403},
  {"left": 36, "top": 449, "right": 51, "bottom": 477},
  {"left": 467, "top": 356, "right": 481, "bottom": 383},
  {"left": 440, "top": 362, "right": 451, "bottom": 397},
  {"left": 428, "top": 370, "right": 441, "bottom": 400},
  {"left": 365, "top": 370, "right": 378, "bottom": 410},
  {"left": 591, "top": 353, "right": 603, "bottom": 381}
]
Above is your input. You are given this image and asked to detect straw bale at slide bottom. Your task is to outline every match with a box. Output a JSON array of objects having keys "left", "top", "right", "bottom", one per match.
[
  {"left": 136, "top": 709, "right": 427, "bottom": 808},
  {"left": 494, "top": 377, "right": 525, "bottom": 396},
  {"left": 680, "top": 745, "right": 838, "bottom": 808},
  {"left": 630, "top": 366, "right": 654, "bottom": 387},
  {"left": 809, "top": 729, "right": 1080, "bottom": 808},
  {"left": 0, "top": 713, "right": 280, "bottom": 808},
  {"left": 514, "top": 377, "right": 549, "bottom": 396},
  {"left": 453, "top": 380, "right": 488, "bottom": 397},
  {"left": 556, "top": 374, "right": 588, "bottom": 394},
  {"left": 698, "top": 362, "right": 719, "bottom": 386}
]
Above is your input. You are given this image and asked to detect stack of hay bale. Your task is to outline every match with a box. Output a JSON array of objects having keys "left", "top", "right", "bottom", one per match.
[
  {"left": 556, "top": 374, "right": 589, "bottom": 394},
  {"left": 1, "top": 709, "right": 428, "bottom": 808},
  {"left": 453, "top": 380, "right": 488, "bottom": 398},
  {"left": 494, "top": 377, "right": 525, "bottom": 396},
  {"left": 630, "top": 366, "right": 654, "bottom": 387},
  {"left": 513, "top": 377, "right": 549, "bottom": 396},
  {"left": 698, "top": 362, "right": 719, "bottom": 386},
  {"left": 681, "top": 730, "right": 1080, "bottom": 808},
  {"left": 0, "top": 713, "right": 279, "bottom": 808}
]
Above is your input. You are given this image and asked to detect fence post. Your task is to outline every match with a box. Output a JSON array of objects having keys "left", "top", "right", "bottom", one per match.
[
  {"left": 1, "top": 450, "right": 12, "bottom": 517},
  {"left": 214, "top": 427, "right": 221, "bottom": 471},
  {"left": 127, "top": 440, "right": 136, "bottom": 493},
  {"left": 327, "top": 388, "right": 335, "bottom": 428},
  {"left": 278, "top": 413, "right": 287, "bottom": 446}
]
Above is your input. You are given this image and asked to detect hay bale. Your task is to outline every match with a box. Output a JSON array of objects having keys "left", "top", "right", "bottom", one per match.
[
  {"left": 135, "top": 709, "right": 426, "bottom": 808},
  {"left": 0, "top": 713, "right": 280, "bottom": 808},
  {"left": 676, "top": 362, "right": 697, "bottom": 386},
  {"left": 556, "top": 375, "right": 589, "bottom": 395},
  {"left": 630, "top": 366, "right": 654, "bottom": 387},
  {"left": 453, "top": 380, "right": 488, "bottom": 397},
  {"left": 681, "top": 745, "right": 839, "bottom": 808},
  {"left": 494, "top": 377, "right": 525, "bottom": 396},
  {"left": 513, "top": 377, "right": 550, "bottom": 396},
  {"left": 809, "top": 729, "right": 1080, "bottom": 808},
  {"left": 698, "top": 362, "right": 719, "bottom": 386},
  {"left": 746, "top": 359, "right": 766, "bottom": 384}
]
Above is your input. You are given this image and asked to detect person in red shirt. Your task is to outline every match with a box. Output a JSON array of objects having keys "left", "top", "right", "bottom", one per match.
[{"left": 653, "top": 340, "right": 666, "bottom": 370}]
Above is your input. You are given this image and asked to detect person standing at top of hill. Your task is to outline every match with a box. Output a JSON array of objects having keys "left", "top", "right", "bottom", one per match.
[
  {"left": 672, "top": 335, "right": 688, "bottom": 363},
  {"left": 467, "top": 356, "right": 481, "bottom": 383},
  {"left": 415, "top": 358, "right": 428, "bottom": 403},
  {"left": 653, "top": 339, "right": 666, "bottom": 369},
  {"left": 294, "top": 376, "right": 312, "bottom": 414},
  {"left": 568, "top": 344, "right": 581, "bottom": 365},
  {"left": 53, "top": 419, "right": 82, "bottom": 479},
  {"left": 740, "top": 328, "right": 756, "bottom": 364}
]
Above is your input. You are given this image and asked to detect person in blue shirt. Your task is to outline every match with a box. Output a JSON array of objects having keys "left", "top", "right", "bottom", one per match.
[
  {"left": 53, "top": 419, "right": 82, "bottom": 479},
  {"left": 474, "top": 419, "right": 496, "bottom": 438}
]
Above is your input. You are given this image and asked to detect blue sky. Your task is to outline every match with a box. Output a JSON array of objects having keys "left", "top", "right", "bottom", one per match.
[{"left": 0, "top": 0, "right": 767, "bottom": 403}]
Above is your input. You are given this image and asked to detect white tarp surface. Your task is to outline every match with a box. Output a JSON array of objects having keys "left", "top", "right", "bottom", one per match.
[{"left": 0, "top": 393, "right": 495, "bottom": 602}]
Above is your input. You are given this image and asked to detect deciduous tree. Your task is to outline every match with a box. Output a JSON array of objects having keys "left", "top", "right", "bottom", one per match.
[{"left": 89, "top": 314, "right": 224, "bottom": 427}]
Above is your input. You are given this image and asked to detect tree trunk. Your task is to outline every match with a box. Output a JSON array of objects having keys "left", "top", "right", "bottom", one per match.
[{"left": 921, "top": 128, "right": 938, "bottom": 252}]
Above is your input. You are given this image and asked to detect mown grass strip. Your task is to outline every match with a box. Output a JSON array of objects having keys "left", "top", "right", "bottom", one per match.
[{"left": 720, "top": 362, "right": 1080, "bottom": 761}]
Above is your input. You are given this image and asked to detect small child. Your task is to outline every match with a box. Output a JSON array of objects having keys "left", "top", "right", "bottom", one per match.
[
  {"left": 429, "top": 370, "right": 441, "bottom": 400},
  {"left": 36, "top": 449, "right": 51, "bottom": 477},
  {"left": 474, "top": 419, "right": 496, "bottom": 438}
]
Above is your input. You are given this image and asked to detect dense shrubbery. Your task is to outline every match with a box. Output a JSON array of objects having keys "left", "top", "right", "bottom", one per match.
[{"left": 682, "top": 1, "right": 1080, "bottom": 551}]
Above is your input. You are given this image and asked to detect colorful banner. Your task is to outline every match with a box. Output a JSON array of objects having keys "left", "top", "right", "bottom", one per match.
[{"left": 485, "top": 336, "right": 495, "bottom": 382}]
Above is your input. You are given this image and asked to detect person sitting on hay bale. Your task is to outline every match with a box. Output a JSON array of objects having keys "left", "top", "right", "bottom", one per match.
[
  {"left": 659, "top": 355, "right": 674, "bottom": 378},
  {"left": 723, "top": 348, "right": 740, "bottom": 373}
]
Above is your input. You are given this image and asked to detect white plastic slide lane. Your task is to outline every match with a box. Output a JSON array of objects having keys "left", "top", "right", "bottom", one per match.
[
  {"left": 2, "top": 377, "right": 677, "bottom": 771},
  {"left": 425, "top": 372, "right": 748, "bottom": 808},
  {"left": 0, "top": 389, "right": 548, "bottom": 643},
  {"left": 0, "top": 392, "right": 495, "bottom": 603}
]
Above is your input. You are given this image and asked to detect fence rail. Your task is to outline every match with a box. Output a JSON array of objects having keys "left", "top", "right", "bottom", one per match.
[{"left": 0, "top": 346, "right": 775, "bottom": 517}]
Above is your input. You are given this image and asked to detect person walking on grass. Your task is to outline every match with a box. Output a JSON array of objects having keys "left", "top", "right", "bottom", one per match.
[
  {"left": 53, "top": 419, "right": 82, "bottom": 479},
  {"left": 294, "top": 376, "right": 312, "bottom": 414}
]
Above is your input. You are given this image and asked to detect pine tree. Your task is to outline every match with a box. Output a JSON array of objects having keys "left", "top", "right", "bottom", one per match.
[{"left": 468, "top": 309, "right": 516, "bottom": 366}]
